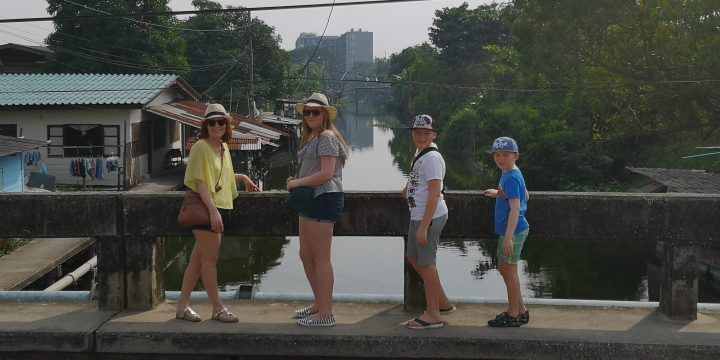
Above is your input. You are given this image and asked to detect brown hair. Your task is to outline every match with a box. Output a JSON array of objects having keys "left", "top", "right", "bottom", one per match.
[
  {"left": 199, "top": 117, "right": 233, "bottom": 143},
  {"left": 299, "top": 108, "right": 349, "bottom": 167}
]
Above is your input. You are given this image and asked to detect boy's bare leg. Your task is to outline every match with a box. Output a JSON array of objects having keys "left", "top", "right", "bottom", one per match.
[
  {"left": 499, "top": 261, "right": 523, "bottom": 318},
  {"left": 408, "top": 257, "right": 453, "bottom": 309},
  {"left": 418, "top": 263, "right": 442, "bottom": 323}
]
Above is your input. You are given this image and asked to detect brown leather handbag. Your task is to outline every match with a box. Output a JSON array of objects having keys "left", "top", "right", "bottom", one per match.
[
  {"left": 177, "top": 191, "right": 210, "bottom": 228},
  {"left": 178, "top": 145, "right": 224, "bottom": 228}
]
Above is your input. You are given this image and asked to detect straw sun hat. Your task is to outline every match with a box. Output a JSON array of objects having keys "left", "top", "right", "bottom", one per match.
[
  {"left": 296, "top": 93, "right": 338, "bottom": 121},
  {"left": 203, "top": 103, "right": 238, "bottom": 126}
]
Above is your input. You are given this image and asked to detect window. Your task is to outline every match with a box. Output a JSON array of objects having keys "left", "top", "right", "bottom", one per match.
[
  {"left": 47, "top": 125, "right": 121, "bottom": 158},
  {"left": 0, "top": 124, "right": 17, "bottom": 137}
]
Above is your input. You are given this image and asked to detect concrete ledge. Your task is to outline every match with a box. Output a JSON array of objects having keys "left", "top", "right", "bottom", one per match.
[
  {"left": 2, "top": 300, "right": 720, "bottom": 359},
  {"left": 0, "top": 238, "right": 94, "bottom": 290},
  {"left": 0, "top": 301, "right": 115, "bottom": 353}
]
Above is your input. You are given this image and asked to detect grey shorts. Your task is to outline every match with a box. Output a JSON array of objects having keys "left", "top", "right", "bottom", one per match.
[{"left": 405, "top": 213, "right": 448, "bottom": 267}]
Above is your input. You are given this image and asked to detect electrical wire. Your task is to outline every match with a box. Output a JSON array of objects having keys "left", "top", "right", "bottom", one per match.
[
  {"left": 60, "top": 0, "right": 249, "bottom": 33},
  {"left": 0, "top": 0, "right": 435, "bottom": 24}
]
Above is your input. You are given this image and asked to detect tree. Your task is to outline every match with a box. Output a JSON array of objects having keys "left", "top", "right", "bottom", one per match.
[
  {"left": 45, "top": 0, "right": 189, "bottom": 75},
  {"left": 429, "top": 3, "right": 510, "bottom": 67},
  {"left": 180, "top": 0, "right": 291, "bottom": 112}
]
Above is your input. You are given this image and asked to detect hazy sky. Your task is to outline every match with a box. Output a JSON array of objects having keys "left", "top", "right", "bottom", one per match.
[{"left": 1, "top": 0, "right": 494, "bottom": 58}]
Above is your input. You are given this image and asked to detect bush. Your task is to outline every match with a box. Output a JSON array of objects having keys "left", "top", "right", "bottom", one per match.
[{"left": 0, "top": 238, "right": 30, "bottom": 257}]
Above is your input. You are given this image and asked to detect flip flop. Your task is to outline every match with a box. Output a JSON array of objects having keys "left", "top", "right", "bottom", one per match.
[
  {"left": 405, "top": 317, "right": 444, "bottom": 330},
  {"left": 440, "top": 305, "right": 457, "bottom": 315}
]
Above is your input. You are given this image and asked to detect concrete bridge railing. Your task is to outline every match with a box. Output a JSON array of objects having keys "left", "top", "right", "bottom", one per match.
[{"left": 1, "top": 191, "right": 718, "bottom": 320}]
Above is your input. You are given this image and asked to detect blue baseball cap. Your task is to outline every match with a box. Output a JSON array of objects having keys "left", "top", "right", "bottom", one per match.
[{"left": 487, "top": 136, "right": 519, "bottom": 153}]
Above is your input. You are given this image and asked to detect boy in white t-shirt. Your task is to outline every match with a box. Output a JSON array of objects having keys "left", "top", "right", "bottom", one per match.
[{"left": 401, "top": 114, "right": 454, "bottom": 329}]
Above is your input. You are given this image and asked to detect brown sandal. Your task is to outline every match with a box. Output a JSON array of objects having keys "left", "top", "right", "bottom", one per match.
[
  {"left": 212, "top": 307, "right": 239, "bottom": 323},
  {"left": 175, "top": 307, "right": 202, "bottom": 322}
]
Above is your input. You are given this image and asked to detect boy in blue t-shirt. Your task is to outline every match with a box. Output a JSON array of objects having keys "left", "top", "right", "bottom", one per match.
[{"left": 484, "top": 136, "right": 530, "bottom": 327}]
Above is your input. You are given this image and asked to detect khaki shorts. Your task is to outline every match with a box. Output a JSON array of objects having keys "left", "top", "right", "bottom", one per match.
[{"left": 406, "top": 214, "right": 448, "bottom": 267}]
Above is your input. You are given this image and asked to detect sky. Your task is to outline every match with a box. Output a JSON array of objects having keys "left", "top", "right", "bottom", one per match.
[{"left": 1, "top": 0, "right": 494, "bottom": 58}]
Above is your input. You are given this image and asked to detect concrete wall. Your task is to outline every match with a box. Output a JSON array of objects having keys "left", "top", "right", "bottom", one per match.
[{"left": 0, "top": 191, "right": 718, "bottom": 318}]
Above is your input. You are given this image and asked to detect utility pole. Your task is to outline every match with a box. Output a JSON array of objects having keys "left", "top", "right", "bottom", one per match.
[{"left": 248, "top": 10, "right": 256, "bottom": 117}]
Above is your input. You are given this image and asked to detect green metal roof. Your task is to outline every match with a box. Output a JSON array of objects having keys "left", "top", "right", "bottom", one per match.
[{"left": 0, "top": 73, "right": 183, "bottom": 106}]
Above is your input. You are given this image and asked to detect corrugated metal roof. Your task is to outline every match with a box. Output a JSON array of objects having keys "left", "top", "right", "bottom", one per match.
[
  {"left": 0, "top": 73, "right": 187, "bottom": 106},
  {"left": 146, "top": 101, "right": 288, "bottom": 142},
  {"left": 627, "top": 167, "right": 720, "bottom": 194},
  {"left": 185, "top": 137, "right": 262, "bottom": 151},
  {"left": 0, "top": 134, "right": 48, "bottom": 157}
]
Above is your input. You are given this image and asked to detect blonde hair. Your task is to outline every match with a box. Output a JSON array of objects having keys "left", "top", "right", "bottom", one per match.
[{"left": 299, "top": 108, "right": 349, "bottom": 167}]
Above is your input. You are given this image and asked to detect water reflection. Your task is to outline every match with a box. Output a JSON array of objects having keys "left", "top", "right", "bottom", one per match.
[{"left": 163, "top": 236, "right": 288, "bottom": 291}]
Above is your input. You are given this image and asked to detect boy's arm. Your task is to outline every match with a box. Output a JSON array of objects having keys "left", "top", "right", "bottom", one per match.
[
  {"left": 502, "top": 198, "right": 521, "bottom": 257},
  {"left": 416, "top": 179, "right": 442, "bottom": 246},
  {"left": 484, "top": 189, "right": 497, "bottom": 198}
]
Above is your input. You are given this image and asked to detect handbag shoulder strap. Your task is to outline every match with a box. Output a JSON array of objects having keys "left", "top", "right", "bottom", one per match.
[
  {"left": 411, "top": 147, "right": 438, "bottom": 171},
  {"left": 215, "top": 145, "right": 224, "bottom": 191}
]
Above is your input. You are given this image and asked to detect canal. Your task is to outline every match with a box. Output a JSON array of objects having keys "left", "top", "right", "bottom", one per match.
[{"left": 163, "top": 104, "right": 719, "bottom": 303}]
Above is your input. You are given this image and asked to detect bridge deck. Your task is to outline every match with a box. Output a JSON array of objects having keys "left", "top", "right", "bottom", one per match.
[
  {"left": 0, "top": 238, "right": 94, "bottom": 291},
  {"left": 0, "top": 300, "right": 718, "bottom": 359}
]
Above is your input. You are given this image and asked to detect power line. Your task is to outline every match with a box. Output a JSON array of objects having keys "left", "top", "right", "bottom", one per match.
[
  {"left": 3, "top": 78, "right": 718, "bottom": 95},
  {"left": 60, "top": 0, "right": 248, "bottom": 33},
  {"left": 0, "top": 0, "right": 434, "bottom": 24}
]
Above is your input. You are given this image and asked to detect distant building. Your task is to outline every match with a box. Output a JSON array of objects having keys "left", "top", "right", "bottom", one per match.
[
  {"left": 295, "top": 32, "right": 339, "bottom": 55},
  {"left": 0, "top": 43, "right": 53, "bottom": 74},
  {"left": 337, "top": 29, "right": 373, "bottom": 73},
  {"left": 294, "top": 29, "right": 373, "bottom": 72}
]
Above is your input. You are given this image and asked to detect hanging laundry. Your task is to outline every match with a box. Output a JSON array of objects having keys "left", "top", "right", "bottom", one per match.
[
  {"left": 106, "top": 157, "right": 119, "bottom": 172},
  {"left": 24, "top": 150, "right": 42, "bottom": 165}
]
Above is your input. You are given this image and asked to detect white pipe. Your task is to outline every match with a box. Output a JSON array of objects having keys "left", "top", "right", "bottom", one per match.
[
  {"left": 1, "top": 290, "right": 719, "bottom": 312},
  {"left": 43, "top": 256, "right": 97, "bottom": 291}
]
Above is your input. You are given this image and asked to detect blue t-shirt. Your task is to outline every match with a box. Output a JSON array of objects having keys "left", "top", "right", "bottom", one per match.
[{"left": 494, "top": 168, "right": 529, "bottom": 236}]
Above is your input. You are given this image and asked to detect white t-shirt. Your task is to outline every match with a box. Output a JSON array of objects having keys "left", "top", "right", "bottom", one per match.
[{"left": 405, "top": 148, "right": 449, "bottom": 220}]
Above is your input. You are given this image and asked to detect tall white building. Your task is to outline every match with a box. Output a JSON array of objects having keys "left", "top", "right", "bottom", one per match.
[{"left": 294, "top": 29, "right": 373, "bottom": 72}]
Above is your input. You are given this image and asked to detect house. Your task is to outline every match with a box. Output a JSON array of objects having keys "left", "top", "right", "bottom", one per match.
[
  {"left": 144, "top": 100, "right": 288, "bottom": 175},
  {"left": 0, "top": 43, "right": 53, "bottom": 74},
  {"left": 627, "top": 167, "right": 720, "bottom": 193},
  {"left": 0, "top": 135, "right": 48, "bottom": 192},
  {"left": 0, "top": 73, "right": 202, "bottom": 189}
]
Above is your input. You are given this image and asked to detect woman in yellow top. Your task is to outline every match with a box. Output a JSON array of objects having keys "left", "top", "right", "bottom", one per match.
[{"left": 175, "top": 103, "right": 259, "bottom": 323}]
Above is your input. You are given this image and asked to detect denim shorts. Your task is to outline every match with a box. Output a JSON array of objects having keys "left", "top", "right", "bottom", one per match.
[{"left": 300, "top": 192, "right": 344, "bottom": 223}]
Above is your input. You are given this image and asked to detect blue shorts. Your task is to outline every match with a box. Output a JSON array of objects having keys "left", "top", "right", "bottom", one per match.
[{"left": 300, "top": 192, "right": 344, "bottom": 223}]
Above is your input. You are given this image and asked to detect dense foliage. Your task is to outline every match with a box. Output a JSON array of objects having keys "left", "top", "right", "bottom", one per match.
[
  {"left": 43, "top": 0, "right": 310, "bottom": 111},
  {"left": 45, "top": 0, "right": 190, "bottom": 75},
  {"left": 388, "top": 1, "right": 720, "bottom": 190}
]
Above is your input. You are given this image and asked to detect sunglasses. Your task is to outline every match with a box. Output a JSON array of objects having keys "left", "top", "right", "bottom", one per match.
[
  {"left": 206, "top": 119, "right": 227, "bottom": 127},
  {"left": 303, "top": 109, "right": 323, "bottom": 117}
]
